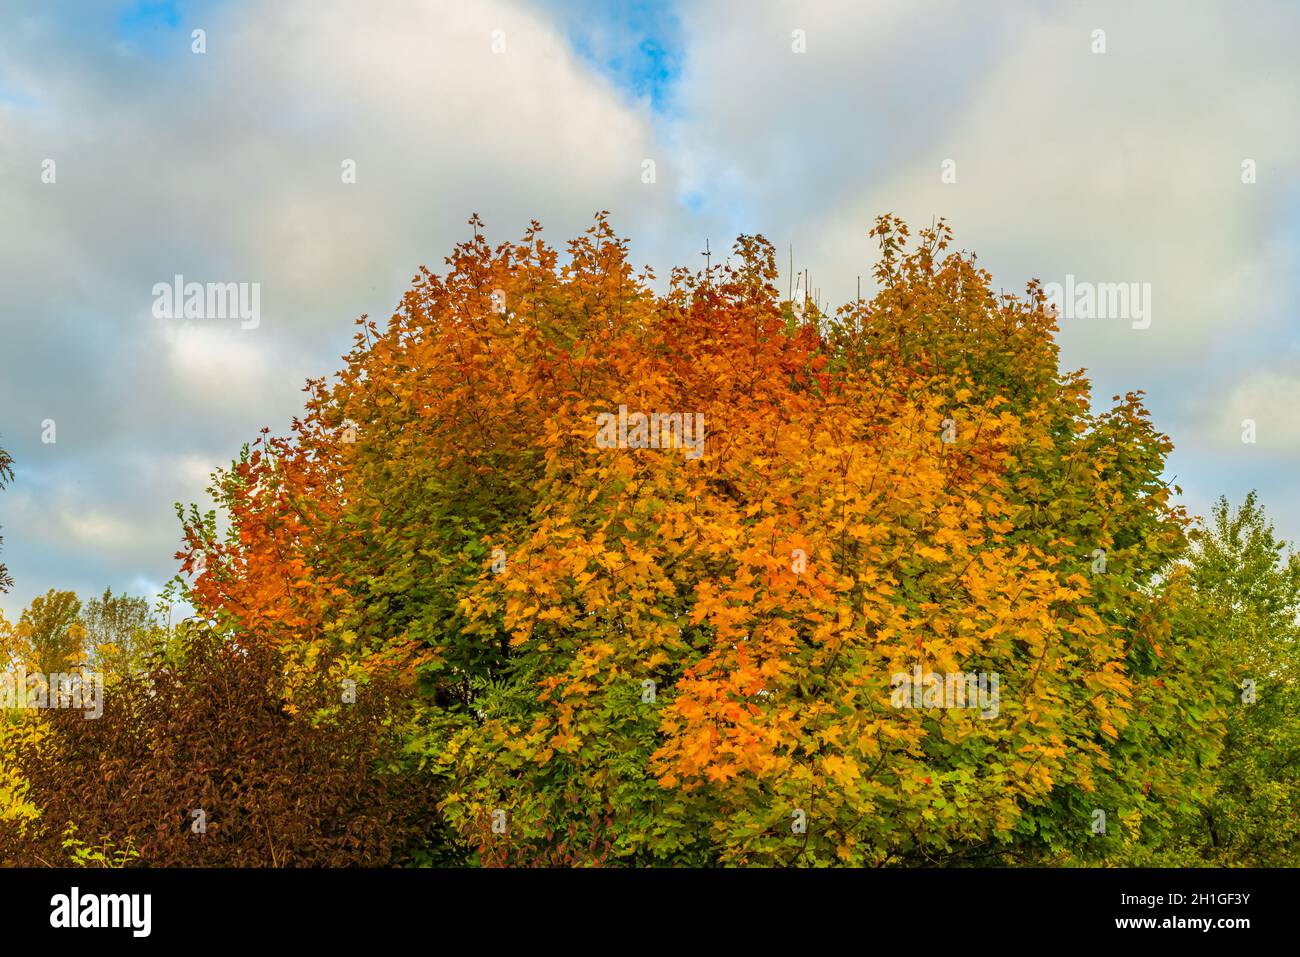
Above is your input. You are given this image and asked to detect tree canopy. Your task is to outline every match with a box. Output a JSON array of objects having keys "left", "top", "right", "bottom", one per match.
[
  {"left": 2, "top": 216, "right": 1293, "bottom": 867},
  {"left": 164, "top": 214, "right": 1252, "bottom": 866}
]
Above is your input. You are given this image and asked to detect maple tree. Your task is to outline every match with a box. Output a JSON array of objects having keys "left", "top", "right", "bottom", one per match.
[{"left": 172, "top": 214, "right": 1238, "bottom": 866}]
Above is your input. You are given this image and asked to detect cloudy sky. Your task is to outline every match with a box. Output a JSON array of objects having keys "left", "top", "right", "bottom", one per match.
[{"left": 2, "top": 0, "right": 1298, "bottom": 619}]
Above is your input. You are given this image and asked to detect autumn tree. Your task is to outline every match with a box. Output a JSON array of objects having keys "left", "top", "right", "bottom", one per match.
[
  {"left": 13, "top": 589, "right": 84, "bottom": 674},
  {"left": 179, "top": 214, "right": 1231, "bottom": 866}
]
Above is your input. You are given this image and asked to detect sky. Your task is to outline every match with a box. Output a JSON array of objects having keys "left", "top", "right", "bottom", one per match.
[{"left": 2, "top": 0, "right": 1299, "bottom": 620}]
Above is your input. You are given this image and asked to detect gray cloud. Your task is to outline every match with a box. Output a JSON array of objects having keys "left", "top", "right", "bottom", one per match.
[
  {"left": 3, "top": 0, "right": 1299, "bottom": 617},
  {"left": 0, "top": 0, "right": 699, "bottom": 617},
  {"left": 666, "top": 0, "right": 1300, "bottom": 541}
]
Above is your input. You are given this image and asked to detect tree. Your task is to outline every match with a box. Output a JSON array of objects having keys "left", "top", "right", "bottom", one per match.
[
  {"left": 178, "top": 214, "right": 1228, "bottom": 866},
  {"left": 80, "top": 588, "right": 157, "bottom": 678},
  {"left": 1149, "top": 492, "right": 1300, "bottom": 866},
  {"left": 14, "top": 589, "right": 85, "bottom": 674}
]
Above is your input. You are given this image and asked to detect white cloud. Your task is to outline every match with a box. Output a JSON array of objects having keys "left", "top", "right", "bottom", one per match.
[
  {"left": 58, "top": 507, "right": 139, "bottom": 550},
  {"left": 2, "top": 0, "right": 1299, "bottom": 617},
  {"left": 1219, "top": 368, "right": 1300, "bottom": 450},
  {"left": 0, "top": 0, "right": 691, "bottom": 618},
  {"left": 160, "top": 322, "right": 272, "bottom": 397},
  {"left": 666, "top": 0, "right": 1300, "bottom": 540}
]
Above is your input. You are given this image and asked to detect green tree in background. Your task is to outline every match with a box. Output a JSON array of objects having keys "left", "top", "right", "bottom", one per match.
[
  {"left": 80, "top": 587, "right": 158, "bottom": 678},
  {"left": 1179, "top": 493, "right": 1300, "bottom": 865}
]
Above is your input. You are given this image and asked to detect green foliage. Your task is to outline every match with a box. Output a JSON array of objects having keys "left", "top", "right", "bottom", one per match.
[
  {"left": 1122, "top": 493, "right": 1300, "bottom": 866},
  {"left": 61, "top": 822, "right": 140, "bottom": 869},
  {"left": 80, "top": 587, "right": 161, "bottom": 679}
]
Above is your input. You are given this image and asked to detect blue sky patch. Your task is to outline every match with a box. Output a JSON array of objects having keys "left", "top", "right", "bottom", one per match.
[
  {"left": 545, "top": 0, "right": 683, "bottom": 111},
  {"left": 116, "top": 0, "right": 183, "bottom": 54}
]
